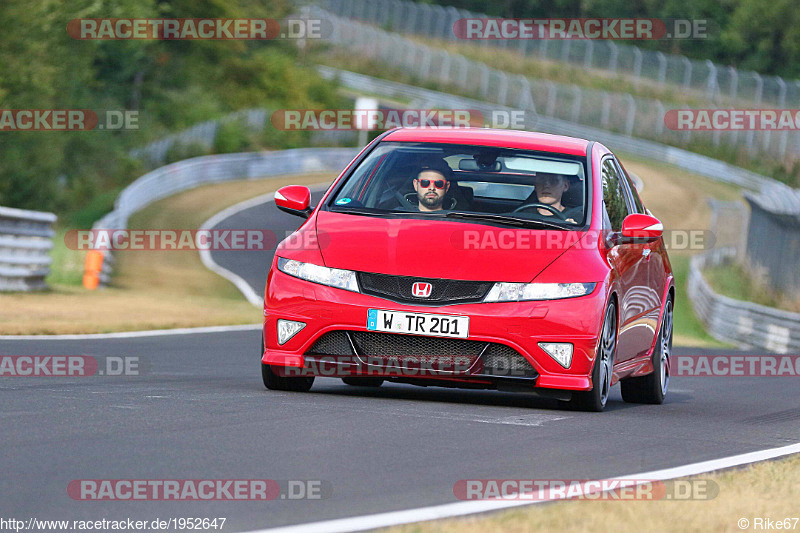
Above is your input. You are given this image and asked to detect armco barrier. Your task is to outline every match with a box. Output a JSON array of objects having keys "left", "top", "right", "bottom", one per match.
[
  {"left": 688, "top": 247, "right": 800, "bottom": 353},
  {"left": 84, "top": 148, "right": 359, "bottom": 288},
  {"left": 325, "top": 0, "right": 800, "bottom": 111},
  {"left": 318, "top": 66, "right": 785, "bottom": 193},
  {"left": 322, "top": 0, "right": 800, "bottom": 161},
  {"left": 0, "top": 206, "right": 57, "bottom": 292}
]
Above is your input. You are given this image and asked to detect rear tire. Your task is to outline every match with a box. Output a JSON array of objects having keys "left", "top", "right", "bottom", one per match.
[
  {"left": 260, "top": 333, "right": 314, "bottom": 392},
  {"left": 621, "top": 297, "right": 673, "bottom": 404},
  {"left": 342, "top": 377, "right": 384, "bottom": 387},
  {"left": 569, "top": 302, "right": 617, "bottom": 412}
]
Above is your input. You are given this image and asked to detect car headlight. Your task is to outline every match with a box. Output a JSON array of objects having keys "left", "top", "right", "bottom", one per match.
[
  {"left": 277, "top": 257, "right": 360, "bottom": 293},
  {"left": 483, "top": 282, "right": 596, "bottom": 302}
]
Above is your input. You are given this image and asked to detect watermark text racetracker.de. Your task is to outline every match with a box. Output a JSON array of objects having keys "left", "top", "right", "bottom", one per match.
[
  {"left": 0, "top": 110, "right": 138, "bottom": 131},
  {"left": 270, "top": 109, "right": 530, "bottom": 130},
  {"left": 64, "top": 229, "right": 319, "bottom": 251},
  {"left": 665, "top": 109, "right": 800, "bottom": 130},
  {"left": 67, "top": 18, "right": 331, "bottom": 40},
  {"left": 67, "top": 479, "right": 332, "bottom": 501},
  {"left": 454, "top": 478, "right": 718, "bottom": 500},
  {"left": 674, "top": 355, "right": 800, "bottom": 377},
  {"left": 449, "top": 228, "right": 714, "bottom": 252},
  {"left": 0, "top": 356, "right": 145, "bottom": 377},
  {"left": 452, "top": 18, "right": 709, "bottom": 40}
]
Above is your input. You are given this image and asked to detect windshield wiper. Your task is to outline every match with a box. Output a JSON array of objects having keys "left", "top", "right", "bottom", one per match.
[{"left": 444, "top": 211, "right": 567, "bottom": 230}]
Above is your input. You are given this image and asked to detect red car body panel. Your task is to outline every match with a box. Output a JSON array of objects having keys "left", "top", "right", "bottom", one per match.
[
  {"left": 262, "top": 128, "right": 674, "bottom": 395},
  {"left": 382, "top": 128, "right": 590, "bottom": 156},
  {"left": 315, "top": 210, "right": 582, "bottom": 282}
]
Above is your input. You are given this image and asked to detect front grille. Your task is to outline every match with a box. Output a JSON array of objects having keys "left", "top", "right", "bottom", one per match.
[
  {"left": 306, "top": 331, "right": 537, "bottom": 378},
  {"left": 349, "top": 331, "right": 486, "bottom": 357},
  {"left": 357, "top": 272, "right": 492, "bottom": 305},
  {"left": 307, "top": 331, "right": 353, "bottom": 356},
  {"left": 481, "top": 344, "right": 537, "bottom": 377}
]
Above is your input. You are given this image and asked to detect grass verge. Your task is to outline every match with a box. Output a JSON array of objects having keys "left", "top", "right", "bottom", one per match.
[
  {"left": 704, "top": 262, "right": 800, "bottom": 314},
  {"left": 381, "top": 453, "right": 800, "bottom": 533},
  {"left": 0, "top": 173, "right": 333, "bottom": 335}
]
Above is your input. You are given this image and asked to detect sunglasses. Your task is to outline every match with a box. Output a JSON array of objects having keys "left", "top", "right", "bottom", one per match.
[{"left": 417, "top": 178, "right": 447, "bottom": 189}]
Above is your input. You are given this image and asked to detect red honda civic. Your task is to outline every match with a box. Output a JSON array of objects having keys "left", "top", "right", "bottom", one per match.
[{"left": 261, "top": 128, "right": 674, "bottom": 411}]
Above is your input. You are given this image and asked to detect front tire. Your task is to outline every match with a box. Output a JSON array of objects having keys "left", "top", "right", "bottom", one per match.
[
  {"left": 260, "top": 333, "right": 314, "bottom": 392},
  {"left": 570, "top": 302, "right": 617, "bottom": 412},
  {"left": 621, "top": 297, "right": 673, "bottom": 404}
]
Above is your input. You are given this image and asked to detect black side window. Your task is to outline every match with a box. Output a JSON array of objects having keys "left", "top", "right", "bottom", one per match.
[
  {"left": 616, "top": 161, "right": 645, "bottom": 214},
  {"left": 601, "top": 159, "right": 630, "bottom": 231}
]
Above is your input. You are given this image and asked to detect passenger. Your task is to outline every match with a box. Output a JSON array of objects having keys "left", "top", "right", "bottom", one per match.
[{"left": 529, "top": 174, "right": 580, "bottom": 223}]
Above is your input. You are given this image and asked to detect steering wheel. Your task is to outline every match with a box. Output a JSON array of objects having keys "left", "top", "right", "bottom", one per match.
[
  {"left": 393, "top": 190, "right": 417, "bottom": 211},
  {"left": 511, "top": 202, "right": 567, "bottom": 220}
]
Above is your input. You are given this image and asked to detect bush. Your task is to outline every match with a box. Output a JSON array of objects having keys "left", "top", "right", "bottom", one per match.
[
  {"left": 163, "top": 141, "right": 211, "bottom": 165},
  {"left": 213, "top": 119, "right": 256, "bottom": 154}
]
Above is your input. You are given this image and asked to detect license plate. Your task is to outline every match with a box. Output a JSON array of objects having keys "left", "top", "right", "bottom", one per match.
[{"left": 367, "top": 309, "right": 469, "bottom": 339}]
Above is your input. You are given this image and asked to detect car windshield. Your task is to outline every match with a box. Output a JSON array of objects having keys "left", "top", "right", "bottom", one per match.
[{"left": 328, "top": 142, "right": 588, "bottom": 229}]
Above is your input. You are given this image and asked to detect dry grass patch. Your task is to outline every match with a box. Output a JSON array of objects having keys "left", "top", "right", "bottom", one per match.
[
  {"left": 1, "top": 173, "right": 333, "bottom": 335},
  {"left": 620, "top": 153, "right": 743, "bottom": 234},
  {"left": 383, "top": 453, "right": 800, "bottom": 533}
]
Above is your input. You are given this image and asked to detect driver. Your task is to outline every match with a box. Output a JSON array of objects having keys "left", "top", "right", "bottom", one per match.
[
  {"left": 413, "top": 162, "right": 452, "bottom": 212},
  {"left": 527, "top": 174, "right": 579, "bottom": 223}
]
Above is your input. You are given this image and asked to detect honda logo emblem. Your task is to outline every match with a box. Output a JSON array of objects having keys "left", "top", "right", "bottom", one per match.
[{"left": 412, "top": 282, "right": 432, "bottom": 298}]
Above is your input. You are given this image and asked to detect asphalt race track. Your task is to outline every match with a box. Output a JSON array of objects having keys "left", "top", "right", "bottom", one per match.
[{"left": 2, "top": 188, "right": 799, "bottom": 532}]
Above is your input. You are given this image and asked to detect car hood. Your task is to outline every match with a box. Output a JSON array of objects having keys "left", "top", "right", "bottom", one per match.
[{"left": 315, "top": 211, "right": 584, "bottom": 282}]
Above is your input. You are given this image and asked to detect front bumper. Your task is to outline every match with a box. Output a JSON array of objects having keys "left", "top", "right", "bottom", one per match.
[{"left": 263, "top": 270, "right": 606, "bottom": 391}]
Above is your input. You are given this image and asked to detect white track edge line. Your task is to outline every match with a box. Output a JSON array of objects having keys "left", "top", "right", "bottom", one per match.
[
  {"left": 198, "top": 182, "right": 333, "bottom": 307},
  {"left": 246, "top": 442, "right": 800, "bottom": 533},
  {"left": 198, "top": 192, "right": 278, "bottom": 307}
]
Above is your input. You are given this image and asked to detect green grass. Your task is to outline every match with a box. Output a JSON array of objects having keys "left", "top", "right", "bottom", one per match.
[
  {"left": 670, "top": 254, "right": 729, "bottom": 347},
  {"left": 704, "top": 261, "right": 800, "bottom": 313},
  {"left": 46, "top": 228, "right": 85, "bottom": 287}
]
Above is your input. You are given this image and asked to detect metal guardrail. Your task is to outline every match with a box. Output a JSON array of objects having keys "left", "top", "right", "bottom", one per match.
[
  {"left": 129, "top": 109, "right": 357, "bottom": 168},
  {"left": 0, "top": 206, "right": 57, "bottom": 292},
  {"left": 318, "top": 66, "right": 784, "bottom": 193},
  {"left": 89, "top": 148, "right": 359, "bottom": 287},
  {"left": 324, "top": 0, "right": 800, "bottom": 135},
  {"left": 743, "top": 188, "right": 800, "bottom": 293},
  {"left": 129, "top": 109, "right": 268, "bottom": 168},
  {"left": 315, "top": 5, "right": 800, "bottom": 162},
  {"left": 688, "top": 247, "right": 800, "bottom": 353}
]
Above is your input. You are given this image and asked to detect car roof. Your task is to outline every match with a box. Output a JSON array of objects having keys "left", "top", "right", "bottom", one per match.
[{"left": 382, "top": 128, "right": 591, "bottom": 156}]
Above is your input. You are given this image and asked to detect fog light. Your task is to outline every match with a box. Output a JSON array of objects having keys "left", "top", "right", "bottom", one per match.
[
  {"left": 277, "top": 319, "right": 306, "bottom": 345},
  {"left": 539, "top": 342, "right": 573, "bottom": 368}
]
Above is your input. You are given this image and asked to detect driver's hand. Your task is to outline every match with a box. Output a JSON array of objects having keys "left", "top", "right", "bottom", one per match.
[{"left": 565, "top": 218, "right": 576, "bottom": 224}]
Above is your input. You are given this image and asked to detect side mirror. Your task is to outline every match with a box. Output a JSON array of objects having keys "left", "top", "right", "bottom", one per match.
[
  {"left": 619, "top": 213, "right": 663, "bottom": 243},
  {"left": 275, "top": 186, "right": 313, "bottom": 218}
]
